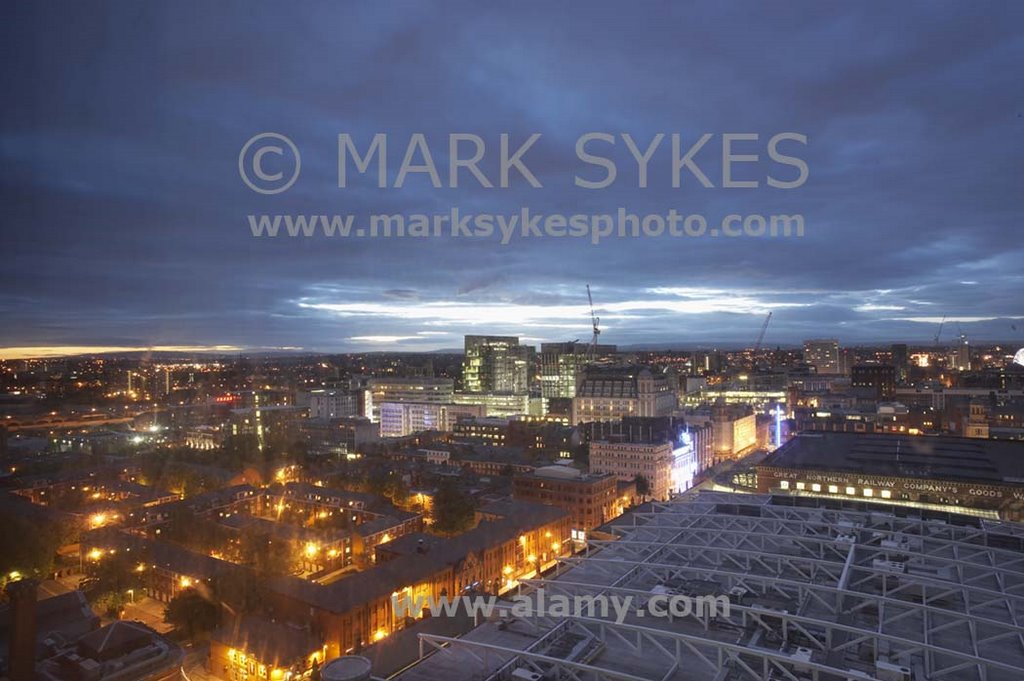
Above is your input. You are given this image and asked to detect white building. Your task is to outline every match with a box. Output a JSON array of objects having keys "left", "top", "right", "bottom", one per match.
[
  {"left": 378, "top": 402, "right": 486, "bottom": 438},
  {"left": 589, "top": 438, "right": 675, "bottom": 501},
  {"left": 308, "top": 389, "right": 359, "bottom": 419},
  {"left": 572, "top": 368, "right": 676, "bottom": 425},
  {"left": 364, "top": 377, "right": 455, "bottom": 422}
]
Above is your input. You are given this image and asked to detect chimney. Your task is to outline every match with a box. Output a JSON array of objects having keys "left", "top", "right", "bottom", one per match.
[{"left": 6, "top": 578, "right": 38, "bottom": 681}]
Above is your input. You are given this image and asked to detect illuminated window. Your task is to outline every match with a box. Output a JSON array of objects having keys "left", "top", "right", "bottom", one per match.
[
  {"left": 811, "top": 484, "right": 821, "bottom": 492},
  {"left": 828, "top": 485, "right": 838, "bottom": 494},
  {"left": 863, "top": 488, "right": 873, "bottom": 497},
  {"left": 795, "top": 482, "right": 806, "bottom": 491},
  {"left": 779, "top": 481, "right": 790, "bottom": 490},
  {"left": 845, "top": 487, "right": 856, "bottom": 495},
  {"left": 881, "top": 490, "right": 892, "bottom": 499}
]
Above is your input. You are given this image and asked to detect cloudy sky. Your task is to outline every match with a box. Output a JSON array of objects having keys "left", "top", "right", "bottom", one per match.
[{"left": 2, "top": 2, "right": 1022, "bottom": 357}]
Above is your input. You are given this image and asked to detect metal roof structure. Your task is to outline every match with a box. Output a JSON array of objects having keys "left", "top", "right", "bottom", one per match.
[{"left": 397, "top": 490, "right": 1024, "bottom": 681}]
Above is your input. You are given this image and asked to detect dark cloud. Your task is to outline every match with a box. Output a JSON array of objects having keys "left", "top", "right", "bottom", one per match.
[{"left": 1, "top": 1, "right": 1022, "bottom": 354}]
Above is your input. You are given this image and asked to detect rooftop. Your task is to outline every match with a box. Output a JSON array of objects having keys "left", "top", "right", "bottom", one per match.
[
  {"left": 270, "top": 501, "right": 567, "bottom": 615},
  {"left": 762, "top": 432, "right": 1024, "bottom": 484},
  {"left": 214, "top": 617, "right": 322, "bottom": 668},
  {"left": 396, "top": 490, "right": 1024, "bottom": 681}
]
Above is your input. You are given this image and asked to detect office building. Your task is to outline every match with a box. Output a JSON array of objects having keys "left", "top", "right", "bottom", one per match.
[
  {"left": 540, "top": 341, "right": 617, "bottom": 398},
  {"left": 364, "top": 377, "right": 455, "bottom": 422},
  {"left": 462, "top": 335, "right": 533, "bottom": 394},
  {"left": 803, "top": 338, "right": 841, "bottom": 374},
  {"left": 891, "top": 343, "right": 909, "bottom": 383},
  {"left": 451, "top": 391, "right": 536, "bottom": 417},
  {"left": 956, "top": 337, "right": 972, "bottom": 371},
  {"left": 308, "top": 388, "right": 360, "bottom": 419},
  {"left": 851, "top": 364, "right": 896, "bottom": 399},
  {"left": 377, "top": 402, "right": 485, "bottom": 438},
  {"left": 571, "top": 367, "right": 676, "bottom": 425}
]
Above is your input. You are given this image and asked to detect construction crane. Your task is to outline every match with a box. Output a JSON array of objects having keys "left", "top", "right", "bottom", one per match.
[
  {"left": 753, "top": 311, "right": 773, "bottom": 353},
  {"left": 586, "top": 284, "right": 601, "bottom": 361},
  {"left": 934, "top": 315, "right": 946, "bottom": 346}
]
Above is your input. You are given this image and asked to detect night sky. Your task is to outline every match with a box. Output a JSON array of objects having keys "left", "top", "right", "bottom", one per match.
[{"left": 2, "top": 2, "right": 1023, "bottom": 358}]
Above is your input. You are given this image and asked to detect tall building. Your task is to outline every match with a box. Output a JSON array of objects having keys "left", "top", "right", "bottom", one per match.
[
  {"left": 462, "top": 335, "right": 533, "bottom": 394},
  {"left": 364, "top": 377, "right": 455, "bottom": 422},
  {"left": 540, "top": 341, "right": 618, "bottom": 398},
  {"left": 571, "top": 367, "right": 676, "bottom": 425},
  {"left": 803, "top": 338, "right": 841, "bottom": 375},
  {"left": 891, "top": 343, "right": 909, "bottom": 383},
  {"left": 956, "top": 336, "right": 972, "bottom": 371}
]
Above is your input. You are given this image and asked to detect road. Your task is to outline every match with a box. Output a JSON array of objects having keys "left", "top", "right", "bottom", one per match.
[{"left": 121, "top": 594, "right": 174, "bottom": 633}]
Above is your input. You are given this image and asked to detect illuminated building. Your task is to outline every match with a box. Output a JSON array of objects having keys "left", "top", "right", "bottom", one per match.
[
  {"left": 378, "top": 402, "right": 485, "bottom": 438},
  {"left": 571, "top": 367, "right": 676, "bottom": 425},
  {"left": 211, "top": 617, "right": 326, "bottom": 681},
  {"left": 803, "top": 338, "right": 841, "bottom": 375},
  {"left": 462, "top": 335, "right": 533, "bottom": 394},
  {"left": 963, "top": 400, "right": 990, "bottom": 439},
  {"left": 955, "top": 336, "right": 972, "bottom": 371},
  {"left": 540, "top": 341, "right": 617, "bottom": 398},
  {"left": 682, "top": 401, "right": 757, "bottom": 462},
  {"left": 262, "top": 501, "right": 570, "bottom": 656},
  {"left": 588, "top": 437, "right": 675, "bottom": 501},
  {"left": 451, "top": 391, "right": 535, "bottom": 417},
  {"left": 850, "top": 363, "right": 896, "bottom": 399},
  {"left": 757, "top": 431, "right": 1024, "bottom": 519},
  {"left": 308, "top": 388, "right": 360, "bottom": 419},
  {"left": 364, "top": 377, "right": 454, "bottom": 422},
  {"left": 451, "top": 416, "right": 509, "bottom": 444}
]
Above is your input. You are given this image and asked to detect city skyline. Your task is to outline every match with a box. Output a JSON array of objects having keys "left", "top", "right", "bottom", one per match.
[{"left": 3, "top": 2, "right": 1023, "bottom": 355}]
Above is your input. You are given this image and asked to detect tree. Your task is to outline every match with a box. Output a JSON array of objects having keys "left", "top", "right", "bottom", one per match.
[
  {"left": 634, "top": 474, "right": 651, "bottom": 498},
  {"left": 0, "top": 511, "right": 63, "bottom": 580},
  {"left": 430, "top": 479, "right": 476, "bottom": 536},
  {"left": 164, "top": 588, "right": 221, "bottom": 640},
  {"left": 239, "top": 529, "right": 294, "bottom": 576}
]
